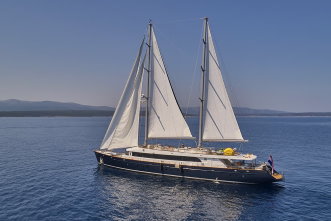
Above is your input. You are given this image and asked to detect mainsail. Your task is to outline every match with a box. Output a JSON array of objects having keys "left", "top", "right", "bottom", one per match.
[
  {"left": 202, "top": 24, "right": 244, "bottom": 142},
  {"left": 147, "top": 28, "right": 193, "bottom": 139},
  {"left": 100, "top": 39, "right": 145, "bottom": 150}
]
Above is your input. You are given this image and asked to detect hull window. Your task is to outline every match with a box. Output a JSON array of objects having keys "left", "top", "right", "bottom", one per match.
[{"left": 132, "top": 152, "right": 201, "bottom": 162}]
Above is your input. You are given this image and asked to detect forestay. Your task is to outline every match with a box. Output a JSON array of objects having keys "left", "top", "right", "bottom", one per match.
[
  {"left": 100, "top": 39, "right": 145, "bottom": 150},
  {"left": 148, "top": 28, "right": 193, "bottom": 139},
  {"left": 202, "top": 24, "right": 244, "bottom": 142}
]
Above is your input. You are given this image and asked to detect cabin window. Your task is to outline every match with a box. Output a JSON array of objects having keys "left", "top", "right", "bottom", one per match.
[
  {"left": 132, "top": 152, "right": 201, "bottom": 162},
  {"left": 228, "top": 160, "right": 255, "bottom": 168}
]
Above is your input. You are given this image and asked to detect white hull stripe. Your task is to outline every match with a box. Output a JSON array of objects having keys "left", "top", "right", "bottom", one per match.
[{"left": 102, "top": 163, "right": 256, "bottom": 184}]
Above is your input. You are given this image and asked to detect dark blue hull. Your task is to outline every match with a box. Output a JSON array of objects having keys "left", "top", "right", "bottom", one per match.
[{"left": 95, "top": 152, "right": 281, "bottom": 184}]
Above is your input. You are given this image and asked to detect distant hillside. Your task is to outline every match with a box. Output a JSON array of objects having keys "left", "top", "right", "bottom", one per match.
[
  {"left": 0, "top": 100, "right": 285, "bottom": 115},
  {"left": 233, "top": 107, "right": 287, "bottom": 115},
  {"left": 1, "top": 99, "right": 328, "bottom": 117},
  {"left": 183, "top": 107, "right": 287, "bottom": 116},
  {"left": 0, "top": 99, "right": 114, "bottom": 111}
]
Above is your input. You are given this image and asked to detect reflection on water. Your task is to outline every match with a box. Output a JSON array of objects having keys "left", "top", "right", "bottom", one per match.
[{"left": 94, "top": 166, "right": 283, "bottom": 221}]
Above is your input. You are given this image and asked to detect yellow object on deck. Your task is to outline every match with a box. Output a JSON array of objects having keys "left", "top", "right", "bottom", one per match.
[{"left": 224, "top": 148, "right": 235, "bottom": 156}]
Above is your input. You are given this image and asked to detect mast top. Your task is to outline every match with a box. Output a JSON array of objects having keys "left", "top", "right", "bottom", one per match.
[{"left": 201, "top": 17, "right": 208, "bottom": 22}]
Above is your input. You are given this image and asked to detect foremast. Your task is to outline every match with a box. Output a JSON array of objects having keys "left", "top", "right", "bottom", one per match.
[{"left": 143, "top": 20, "right": 193, "bottom": 142}]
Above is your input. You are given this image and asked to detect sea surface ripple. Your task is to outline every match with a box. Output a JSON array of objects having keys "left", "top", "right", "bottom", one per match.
[{"left": 0, "top": 117, "right": 330, "bottom": 220}]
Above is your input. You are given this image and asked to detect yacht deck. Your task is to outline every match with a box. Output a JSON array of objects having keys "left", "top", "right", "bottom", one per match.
[{"left": 125, "top": 145, "right": 257, "bottom": 161}]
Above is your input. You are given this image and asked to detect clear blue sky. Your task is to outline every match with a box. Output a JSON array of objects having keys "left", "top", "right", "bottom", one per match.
[{"left": 0, "top": 0, "right": 330, "bottom": 112}]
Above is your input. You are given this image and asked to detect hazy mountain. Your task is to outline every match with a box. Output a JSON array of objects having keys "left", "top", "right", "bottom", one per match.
[
  {"left": 183, "top": 106, "right": 287, "bottom": 116},
  {"left": 0, "top": 99, "right": 114, "bottom": 111},
  {"left": 0, "top": 99, "right": 289, "bottom": 116},
  {"left": 233, "top": 107, "right": 287, "bottom": 115}
]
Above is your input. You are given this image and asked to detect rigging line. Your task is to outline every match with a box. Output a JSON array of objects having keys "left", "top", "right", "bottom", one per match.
[
  {"left": 153, "top": 18, "right": 201, "bottom": 25},
  {"left": 177, "top": 22, "right": 204, "bottom": 148},
  {"left": 152, "top": 23, "right": 202, "bottom": 60},
  {"left": 183, "top": 24, "right": 204, "bottom": 117},
  {"left": 155, "top": 33, "right": 193, "bottom": 59}
]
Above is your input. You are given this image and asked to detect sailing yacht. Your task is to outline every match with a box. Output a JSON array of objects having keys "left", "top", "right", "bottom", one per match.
[{"left": 94, "top": 18, "right": 284, "bottom": 184}]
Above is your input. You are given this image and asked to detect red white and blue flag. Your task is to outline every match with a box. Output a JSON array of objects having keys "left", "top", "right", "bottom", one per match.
[{"left": 268, "top": 155, "right": 274, "bottom": 174}]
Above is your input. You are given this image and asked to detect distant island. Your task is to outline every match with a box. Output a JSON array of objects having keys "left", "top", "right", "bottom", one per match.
[{"left": 0, "top": 99, "right": 330, "bottom": 117}]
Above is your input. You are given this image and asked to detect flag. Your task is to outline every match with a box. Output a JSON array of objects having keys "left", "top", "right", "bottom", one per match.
[{"left": 268, "top": 155, "right": 274, "bottom": 174}]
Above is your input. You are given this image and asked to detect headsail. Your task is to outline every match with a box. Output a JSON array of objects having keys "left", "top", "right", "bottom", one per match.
[
  {"left": 100, "top": 39, "right": 145, "bottom": 150},
  {"left": 202, "top": 24, "right": 244, "bottom": 142},
  {"left": 147, "top": 28, "right": 193, "bottom": 139}
]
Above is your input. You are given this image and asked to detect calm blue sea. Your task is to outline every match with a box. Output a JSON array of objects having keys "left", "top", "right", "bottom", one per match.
[{"left": 0, "top": 116, "right": 330, "bottom": 220}]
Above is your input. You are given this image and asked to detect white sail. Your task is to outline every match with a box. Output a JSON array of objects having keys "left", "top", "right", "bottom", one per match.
[
  {"left": 100, "top": 39, "right": 145, "bottom": 150},
  {"left": 202, "top": 25, "right": 244, "bottom": 142},
  {"left": 147, "top": 28, "right": 193, "bottom": 139}
]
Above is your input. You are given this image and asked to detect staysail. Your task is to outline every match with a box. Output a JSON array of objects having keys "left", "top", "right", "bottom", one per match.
[
  {"left": 100, "top": 39, "right": 145, "bottom": 150},
  {"left": 147, "top": 28, "right": 193, "bottom": 139},
  {"left": 202, "top": 24, "right": 244, "bottom": 142}
]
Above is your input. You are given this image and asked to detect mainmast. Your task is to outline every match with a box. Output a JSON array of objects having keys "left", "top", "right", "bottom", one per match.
[
  {"left": 198, "top": 17, "right": 208, "bottom": 147},
  {"left": 144, "top": 21, "right": 152, "bottom": 146}
]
